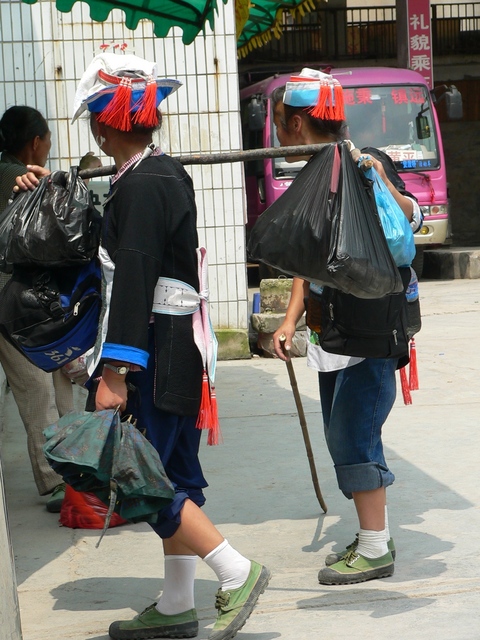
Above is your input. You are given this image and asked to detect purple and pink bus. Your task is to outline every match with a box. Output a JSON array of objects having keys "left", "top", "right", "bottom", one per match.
[{"left": 240, "top": 66, "right": 462, "bottom": 276}]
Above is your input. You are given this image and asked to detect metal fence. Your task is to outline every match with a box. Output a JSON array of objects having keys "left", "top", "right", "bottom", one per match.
[{"left": 240, "top": 2, "right": 480, "bottom": 65}]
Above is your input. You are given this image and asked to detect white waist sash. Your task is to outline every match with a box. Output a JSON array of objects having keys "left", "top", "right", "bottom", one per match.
[
  {"left": 152, "top": 247, "right": 217, "bottom": 384},
  {"left": 152, "top": 278, "right": 203, "bottom": 315}
]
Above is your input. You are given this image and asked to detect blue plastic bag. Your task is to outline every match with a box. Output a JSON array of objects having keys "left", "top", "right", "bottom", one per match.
[{"left": 364, "top": 165, "right": 416, "bottom": 267}]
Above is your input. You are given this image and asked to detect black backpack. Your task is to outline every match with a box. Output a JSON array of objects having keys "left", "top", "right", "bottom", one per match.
[
  {"left": 308, "top": 267, "right": 411, "bottom": 365},
  {"left": 0, "top": 259, "right": 101, "bottom": 372}
]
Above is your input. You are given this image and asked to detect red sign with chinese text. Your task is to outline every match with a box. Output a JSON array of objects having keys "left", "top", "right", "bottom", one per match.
[
  {"left": 407, "top": 0, "right": 433, "bottom": 89},
  {"left": 344, "top": 88, "right": 426, "bottom": 106}
]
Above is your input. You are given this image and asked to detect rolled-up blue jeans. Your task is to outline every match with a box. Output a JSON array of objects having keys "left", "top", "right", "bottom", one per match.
[{"left": 318, "top": 358, "right": 397, "bottom": 499}]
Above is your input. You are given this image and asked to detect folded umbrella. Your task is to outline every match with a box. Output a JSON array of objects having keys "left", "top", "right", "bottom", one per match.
[{"left": 43, "top": 408, "right": 174, "bottom": 545}]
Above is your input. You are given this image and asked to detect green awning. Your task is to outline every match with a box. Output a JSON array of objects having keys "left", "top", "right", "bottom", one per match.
[
  {"left": 21, "top": 0, "right": 323, "bottom": 56},
  {"left": 21, "top": 0, "right": 228, "bottom": 45},
  {"left": 237, "top": 0, "right": 321, "bottom": 58}
]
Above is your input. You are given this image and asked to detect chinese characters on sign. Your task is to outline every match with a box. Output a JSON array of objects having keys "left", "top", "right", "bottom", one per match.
[
  {"left": 344, "top": 88, "right": 425, "bottom": 106},
  {"left": 407, "top": 0, "right": 433, "bottom": 88}
]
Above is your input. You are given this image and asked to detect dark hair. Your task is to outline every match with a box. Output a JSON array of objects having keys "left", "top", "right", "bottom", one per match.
[
  {"left": 271, "top": 85, "right": 346, "bottom": 142},
  {"left": 90, "top": 108, "right": 163, "bottom": 135},
  {"left": 0, "top": 106, "right": 49, "bottom": 154},
  {"left": 132, "top": 108, "right": 163, "bottom": 134}
]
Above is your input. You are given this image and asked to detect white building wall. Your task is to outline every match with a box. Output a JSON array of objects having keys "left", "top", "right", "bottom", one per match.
[{"left": 0, "top": 0, "right": 248, "bottom": 332}]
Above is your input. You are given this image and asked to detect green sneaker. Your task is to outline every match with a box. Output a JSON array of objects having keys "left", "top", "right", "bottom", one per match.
[
  {"left": 46, "top": 483, "right": 66, "bottom": 513},
  {"left": 325, "top": 535, "right": 396, "bottom": 566},
  {"left": 209, "top": 561, "right": 271, "bottom": 640},
  {"left": 318, "top": 550, "right": 394, "bottom": 585},
  {"left": 108, "top": 604, "right": 198, "bottom": 639}
]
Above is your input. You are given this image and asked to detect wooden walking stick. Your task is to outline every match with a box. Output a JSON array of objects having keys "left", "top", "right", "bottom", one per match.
[{"left": 280, "top": 337, "right": 327, "bottom": 513}]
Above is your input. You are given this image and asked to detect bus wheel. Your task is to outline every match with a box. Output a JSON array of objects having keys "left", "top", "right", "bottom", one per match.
[{"left": 412, "top": 246, "right": 425, "bottom": 279}]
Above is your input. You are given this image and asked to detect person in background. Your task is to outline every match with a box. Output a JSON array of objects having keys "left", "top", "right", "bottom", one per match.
[
  {"left": 16, "top": 54, "right": 270, "bottom": 640},
  {"left": 79, "top": 150, "right": 102, "bottom": 184},
  {"left": 0, "top": 106, "right": 73, "bottom": 513},
  {"left": 271, "top": 69, "right": 422, "bottom": 586}
]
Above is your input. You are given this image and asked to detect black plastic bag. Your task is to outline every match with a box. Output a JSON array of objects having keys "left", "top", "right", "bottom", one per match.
[
  {"left": 327, "top": 143, "right": 403, "bottom": 297},
  {"left": 0, "top": 166, "right": 101, "bottom": 271},
  {"left": 248, "top": 142, "right": 403, "bottom": 299},
  {"left": 247, "top": 144, "right": 338, "bottom": 288}
]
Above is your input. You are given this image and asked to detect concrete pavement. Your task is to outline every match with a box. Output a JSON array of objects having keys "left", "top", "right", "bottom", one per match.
[{"left": 1, "top": 277, "right": 480, "bottom": 640}]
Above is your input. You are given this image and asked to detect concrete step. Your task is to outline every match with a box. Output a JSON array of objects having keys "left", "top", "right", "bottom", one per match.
[{"left": 423, "top": 247, "right": 480, "bottom": 279}]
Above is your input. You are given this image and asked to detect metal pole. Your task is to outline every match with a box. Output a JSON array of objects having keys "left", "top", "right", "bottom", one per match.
[
  {"left": 78, "top": 143, "right": 330, "bottom": 179},
  {"left": 0, "top": 453, "right": 23, "bottom": 639}
]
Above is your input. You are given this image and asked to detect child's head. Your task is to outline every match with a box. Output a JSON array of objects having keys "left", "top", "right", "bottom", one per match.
[{"left": 79, "top": 151, "right": 102, "bottom": 171}]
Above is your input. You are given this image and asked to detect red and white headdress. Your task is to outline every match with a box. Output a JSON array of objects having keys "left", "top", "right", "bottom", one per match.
[
  {"left": 72, "top": 54, "right": 181, "bottom": 131},
  {"left": 283, "top": 68, "right": 345, "bottom": 121}
]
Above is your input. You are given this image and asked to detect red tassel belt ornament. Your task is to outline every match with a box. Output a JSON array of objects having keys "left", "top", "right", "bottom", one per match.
[
  {"left": 192, "top": 248, "right": 221, "bottom": 445},
  {"left": 399, "top": 338, "right": 420, "bottom": 405},
  {"left": 195, "top": 371, "right": 220, "bottom": 446},
  {"left": 151, "top": 248, "right": 220, "bottom": 445},
  {"left": 409, "top": 337, "right": 419, "bottom": 391},
  {"left": 400, "top": 365, "right": 412, "bottom": 405}
]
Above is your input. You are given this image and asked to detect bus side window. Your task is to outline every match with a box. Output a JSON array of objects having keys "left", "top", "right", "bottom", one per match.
[
  {"left": 242, "top": 123, "right": 264, "bottom": 178},
  {"left": 241, "top": 99, "right": 266, "bottom": 209}
]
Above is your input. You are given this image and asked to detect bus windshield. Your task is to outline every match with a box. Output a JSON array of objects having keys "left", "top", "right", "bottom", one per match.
[
  {"left": 271, "top": 83, "right": 439, "bottom": 177},
  {"left": 343, "top": 84, "right": 439, "bottom": 172}
]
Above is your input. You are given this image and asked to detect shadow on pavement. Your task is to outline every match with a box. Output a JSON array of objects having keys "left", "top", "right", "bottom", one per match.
[{"left": 3, "top": 360, "right": 474, "bottom": 592}]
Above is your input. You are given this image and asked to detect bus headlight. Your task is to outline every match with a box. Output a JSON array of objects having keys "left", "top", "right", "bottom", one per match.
[{"left": 420, "top": 204, "right": 448, "bottom": 217}]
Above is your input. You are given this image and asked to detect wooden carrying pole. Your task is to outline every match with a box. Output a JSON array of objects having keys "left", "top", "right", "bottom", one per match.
[{"left": 78, "top": 143, "right": 329, "bottom": 179}]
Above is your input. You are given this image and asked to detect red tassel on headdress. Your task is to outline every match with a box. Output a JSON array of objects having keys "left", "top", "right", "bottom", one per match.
[
  {"left": 400, "top": 366, "right": 412, "bottom": 405},
  {"left": 308, "top": 79, "right": 345, "bottom": 121},
  {"left": 333, "top": 82, "right": 346, "bottom": 121},
  {"left": 409, "top": 337, "right": 419, "bottom": 390},
  {"left": 98, "top": 77, "right": 133, "bottom": 131},
  {"left": 132, "top": 77, "right": 158, "bottom": 128},
  {"left": 196, "top": 370, "right": 222, "bottom": 446},
  {"left": 308, "top": 81, "right": 329, "bottom": 120}
]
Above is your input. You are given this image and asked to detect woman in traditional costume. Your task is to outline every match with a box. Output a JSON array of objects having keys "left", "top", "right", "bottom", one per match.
[
  {"left": 18, "top": 53, "right": 270, "bottom": 640},
  {"left": 272, "top": 69, "right": 421, "bottom": 586}
]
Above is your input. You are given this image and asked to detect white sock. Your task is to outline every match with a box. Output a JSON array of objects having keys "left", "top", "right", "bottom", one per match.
[
  {"left": 203, "top": 539, "right": 251, "bottom": 590},
  {"left": 156, "top": 555, "right": 196, "bottom": 616},
  {"left": 385, "top": 505, "right": 390, "bottom": 541},
  {"left": 356, "top": 529, "right": 388, "bottom": 559}
]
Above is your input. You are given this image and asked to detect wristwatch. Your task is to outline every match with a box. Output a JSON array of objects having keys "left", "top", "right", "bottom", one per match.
[{"left": 103, "top": 363, "right": 130, "bottom": 375}]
